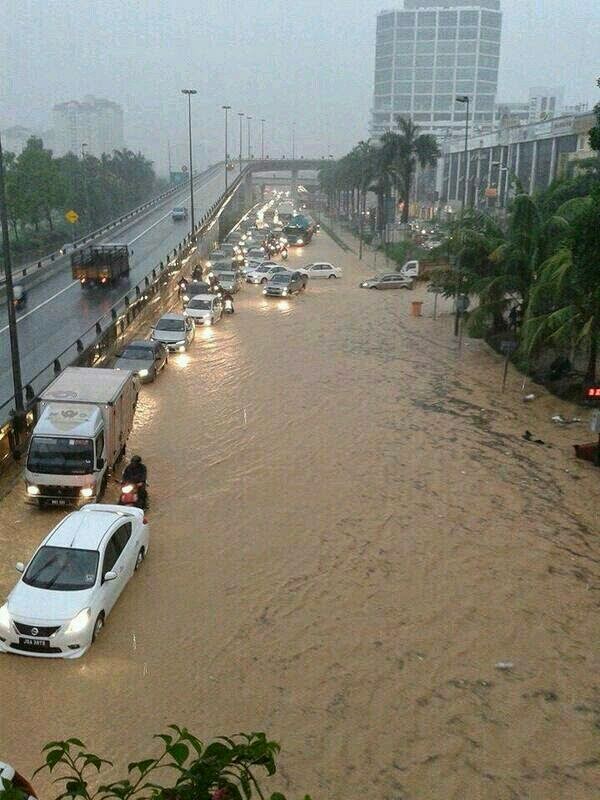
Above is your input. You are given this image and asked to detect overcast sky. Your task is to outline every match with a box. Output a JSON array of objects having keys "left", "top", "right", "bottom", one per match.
[{"left": 2, "top": 0, "right": 599, "bottom": 173}]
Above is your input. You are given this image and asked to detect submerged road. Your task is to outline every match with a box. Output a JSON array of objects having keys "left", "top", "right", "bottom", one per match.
[
  {"left": 0, "top": 164, "right": 238, "bottom": 410},
  {"left": 0, "top": 229, "right": 598, "bottom": 798}
]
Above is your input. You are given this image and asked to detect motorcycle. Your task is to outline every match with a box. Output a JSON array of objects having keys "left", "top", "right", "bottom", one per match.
[
  {"left": 119, "top": 481, "right": 148, "bottom": 510},
  {"left": 281, "top": 248, "right": 288, "bottom": 260},
  {"left": 13, "top": 285, "right": 26, "bottom": 310},
  {"left": 224, "top": 298, "right": 234, "bottom": 314}
]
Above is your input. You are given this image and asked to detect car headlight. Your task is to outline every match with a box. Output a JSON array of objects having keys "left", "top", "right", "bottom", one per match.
[
  {"left": 204, "top": 317, "right": 212, "bottom": 325},
  {"left": 27, "top": 484, "right": 40, "bottom": 496},
  {"left": 0, "top": 604, "right": 11, "bottom": 629},
  {"left": 281, "top": 289, "right": 288, "bottom": 295},
  {"left": 206, "top": 261, "right": 212, "bottom": 268},
  {"left": 361, "top": 282, "right": 368, "bottom": 287},
  {"left": 138, "top": 369, "right": 149, "bottom": 378},
  {"left": 262, "top": 289, "right": 267, "bottom": 295},
  {"left": 122, "top": 483, "right": 135, "bottom": 494},
  {"left": 297, "top": 239, "right": 303, "bottom": 245},
  {"left": 183, "top": 294, "right": 190, "bottom": 302},
  {"left": 178, "top": 345, "right": 186, "bottom": 352},
  {"left": 80, "top": 486, "right": 94, "bottom": 498},
  {"left": 65, "top": 607, "right": 92, "bottom": 635}
]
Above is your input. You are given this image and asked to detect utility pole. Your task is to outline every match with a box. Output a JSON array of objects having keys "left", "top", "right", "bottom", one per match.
[
  {"left": 81, "top": 142, "right": 91, "bottom": 228},
  {"left": 454, "top": 95, "right": 470, "bottom": 337},
  {"left": 238, "top": 113, "right": 244, "bottom": 171},
  {"left": 0, "top": 131, "right": 25, "bottom": 421},
  {"left": 260, "top": 119, "right": 265, "bottom": 160},
  {"left": 246, "top": 116, "right": 252, "bottom": 159},
  {"left": 292, "top": 122, "right": 296, "bottom": 159},
  {"left": 222, "top": 105, "right": 231, "bottom": 190},
  {"left": 182, "top": 88, "right": 197, "bottom": 234}
]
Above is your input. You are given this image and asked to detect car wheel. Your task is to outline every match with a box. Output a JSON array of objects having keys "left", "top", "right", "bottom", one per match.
[
  {"left": 210, "top": 316, "right": 215, "bottom": 325},
  {"left": 328, "top": 274, "right": 336, "bottom": 279},
  {"left": 261, "top": 277, "right": 268, "bottom": 284},
  {"left": 92, "top": 613, "right": 105, "bottom": 643},
  {"left": 135, "top": 547, "right": 145, "bottom": 571}
]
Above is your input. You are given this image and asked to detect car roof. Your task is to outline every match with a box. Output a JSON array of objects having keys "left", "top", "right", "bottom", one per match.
[
  {"left": 159, "top": 312, "right": 185, "bottom": 320},
  {"left": 46, "top": 508, "right": 125, "bottom": 550},
  {"left": 189, "top": 293, "right": 214, "bottom": 301},
  {"left": 125, "top": 340, "right": 155, "bottom": 348}
]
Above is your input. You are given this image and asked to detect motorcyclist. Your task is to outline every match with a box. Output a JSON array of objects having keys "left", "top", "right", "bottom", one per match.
[
  {"left": 122, "top": 455, "right": 148, "bottom": 508},
  {"left": 221, "top": 289, "right": 235, "bottom": 313},
  {"left": 13, "top": 283, "right": 26, "bottom": 309}
]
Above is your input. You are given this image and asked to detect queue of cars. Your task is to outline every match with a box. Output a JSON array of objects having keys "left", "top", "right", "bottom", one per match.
[{"left": 0, "top": 201, "right": 343, "bottom": 660}]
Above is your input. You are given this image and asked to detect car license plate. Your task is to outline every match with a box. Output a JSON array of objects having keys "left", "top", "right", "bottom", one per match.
[
  {"left": 51, "top": 499, "right": 68, "bottom": 506},
  {"left": 20, "top": 637, "right": 50, "bottom": 648}
]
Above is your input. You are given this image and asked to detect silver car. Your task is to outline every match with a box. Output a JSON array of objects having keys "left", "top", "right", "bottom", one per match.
[
  {"left": 151, "top": 313, "right": 195, "bottom": 352},
  {"left": 113, "top": 340, "right": 168, "bottom": 383},
  {"left": 360, "top": 273, "right": 414, "bottom": 290}
]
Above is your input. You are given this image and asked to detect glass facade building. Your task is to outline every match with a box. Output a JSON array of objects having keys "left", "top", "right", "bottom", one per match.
[{"left": 370, "top": 1, "right": 502, "bottom": 138}]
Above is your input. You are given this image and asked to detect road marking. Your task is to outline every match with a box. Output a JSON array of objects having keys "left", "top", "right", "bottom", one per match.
[
  {"left": 127, "top": 208, "right": 173, "bottom": 244},
  {"left": 0, "top": 280, "right": 79, "bottom": 335}
]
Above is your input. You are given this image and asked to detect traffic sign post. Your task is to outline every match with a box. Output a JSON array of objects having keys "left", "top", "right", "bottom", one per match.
[
  {"left": 500, "top": 340, "right": 518, "bottom": 392},
  {"left": 65, "top": 210, "right": 79, "bottom": 224}
]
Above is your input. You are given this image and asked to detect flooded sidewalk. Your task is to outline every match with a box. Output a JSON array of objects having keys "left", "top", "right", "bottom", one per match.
[{"left": 0, "top": 229, "right": 598, "bottom": 799}]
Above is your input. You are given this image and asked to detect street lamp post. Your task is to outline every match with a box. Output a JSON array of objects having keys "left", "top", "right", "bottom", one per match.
[
  {"left": 454, "top": 95, "right": 470, "bottom": 338},
  {"left": 81, "top": 142, "right": 91, "bottom": 227},
  {"left": 238, "top": 113, "right": 244, "bottom": 170},
  {"left": 246, "top": 116, "right": 252, "bottom": 159},
  {"left": 292, "top": 122, "right": 296, "bottom": 159},
  {"left": 181, "top": 88, "right": 197, "bottom": 234},
  {"left": 455, "top": 95, "right": 470, "bottom": 208},
  {"left": 260, "top": 119, "right": 265, "bottom": 160},
  {"left": 222, "top": 105, "right": 231, "bottom": 190},
  {"left": 0, "top": 131, "right": 25, "bottom": 422}
]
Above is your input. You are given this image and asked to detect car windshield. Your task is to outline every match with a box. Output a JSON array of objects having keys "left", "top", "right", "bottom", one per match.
[
  {"left": 256, "top": 266, "right": 270, "bottom": 272},
  {"left": 173, "top": 207, "right": 185, "bottom": 213},
  {"left": 271, "top": 274, "right": 291, "bottom": 283},
  {"left": 156, "top": 318, "right": 184, "bottom": 331},
  {"left": 216, "top": 272, "right": 234, "bottom": 280},
  {"left": 23, "top": 546, "right": 99, "bottom": 591},
  {"left": 27, "top": 436, "right": 94, "bottom": 476},
  {"left": 188, "top": 298, "right": 212, "bottom": 310},
  {"left": 119, "top": 346, "right": 152, "bottom": 359}
]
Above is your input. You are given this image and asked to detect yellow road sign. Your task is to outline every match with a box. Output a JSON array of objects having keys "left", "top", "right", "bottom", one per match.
[{"left": 65, "top": 210, "right": 79, "bottom": 224}]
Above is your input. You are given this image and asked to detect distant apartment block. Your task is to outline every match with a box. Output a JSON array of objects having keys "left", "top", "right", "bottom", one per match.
[
  {"left": 527, "top": 86, "right": 564, "bottom": 121},
  {"left": 370, "top": 0, "right": 502, "bottom": 139},
  {"left": 52, "top": 96, "right": 124, "bottom": 157},
  {"left": 2, "top": 125, "right": 34, "bottom": 155}
]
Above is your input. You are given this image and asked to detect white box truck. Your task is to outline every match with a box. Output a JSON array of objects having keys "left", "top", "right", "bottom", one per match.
[{"left": 24, "top": 368, "right": 139, "bottom": 507}]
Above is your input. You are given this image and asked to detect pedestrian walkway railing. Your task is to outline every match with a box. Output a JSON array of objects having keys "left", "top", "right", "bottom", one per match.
[{"left": 0, "top": 163, "right": 253, "bottom": 466}]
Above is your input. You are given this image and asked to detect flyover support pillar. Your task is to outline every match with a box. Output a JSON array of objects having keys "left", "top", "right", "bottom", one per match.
[{"left": 291, "top": 168, "right": 298, "bottom": 202}]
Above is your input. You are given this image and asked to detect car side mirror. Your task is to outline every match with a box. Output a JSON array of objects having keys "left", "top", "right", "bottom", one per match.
[
  {"left": 104, "top": 571, "right": 117, "bottom": 582},
  {"left": 97, "top": 458, "right": 105, "bottom": 470},
  {"left": 15, "top": 561, "right": 25, "bottom": 573}
]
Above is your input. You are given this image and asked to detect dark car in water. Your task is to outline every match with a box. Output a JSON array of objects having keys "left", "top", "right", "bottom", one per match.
[{"left": 263, "top": 271, "right": 307, "bottom": 297}]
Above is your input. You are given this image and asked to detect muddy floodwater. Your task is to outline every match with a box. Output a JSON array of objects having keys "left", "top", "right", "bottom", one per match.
[{"left": 0, "top": 228, "right": 598, "bottom": 799}]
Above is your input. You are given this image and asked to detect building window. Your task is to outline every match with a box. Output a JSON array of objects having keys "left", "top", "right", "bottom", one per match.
[
  {"left": 417, "top": 28, "right": 436, "bottom": 40},
  {"left": 480, "top": 26, "right": 501, "bottom": 42},
  {"left": 376, "top": 43, "right": 394, "bottom": 57},
  {"left": 375, "top": 56, "right": 393, "bottom": 69},
  {"left": 475, "top": 95, "right": 495, "bottom": 111},
  {"left": 478, "top": 68, "right": 498, "bottom": 82},
  {"left": 435, "top": 81, "right": 454, "bottom": 93},
  {"left": 476, "top": 80, "right": 496, "bottom": 93},
  {"left": 375, "top": 83, "right": 392, "bottom": 95},
  {"left": 458, "top": 27, "right": 478, "bottom": 40},
  {"left": 479, "top": 55, "right": 499, "bottom": 68},
  {"left": 396, "top": 28, "right": 416, "bottom": 41},
  {"left": 393, "top": 96, "right": 412, "bottom": 111},
  {"left": 414, "top": 68, "right": 434, "bottom": 80},
  {"left": 480, "top": 41, "right": 500, "bottom": 55},
  {"left": 375, "top": 68, "right": 393, "bottom": 82},
  {"left": 434, "top": 95, "right": 453, "bottom": 111},
  {"left": 438, "top": 27, "right": 457, "bottom": 40},
  {"left": 418, "top": 11, "right": 436, "bottom": 26},
  {"left": 436, "top": 54, "right": 456, "bottom": 67},
  {"left": 434, "top": 113, "right": 452, "bottom": 121},
  {"left": 395, "top": 56, "right": 414, "bottom": 69},
  {"left": 377, "top": 29, "right": 394, "bottom": 44},
  {"left": 394, "top": 81, "right": 413, "bottom": 93},
  {"left": 456, "top": 68, "right": 476, "bottom": 80},
  {"left": 415, "top": 55, "right": 433, "bottom": 67},
  {"left": 439, "top": 11, "right": 457, "bottom": 25},
  {"left": 416, "top": 40, "right": 435, "bottom": 53},
  {"left": 374, "top": 96, "right": 392, "bottom": 110},
  {"left": 415, "top": 81, "right": 433, "bottom": 93},
  {"left": 396, "top": 12, "right": 415, "bottom": 27},
  {"left": 414, "top": 95, "right": 432, "bottom": 111},
  {"left": 460, "top": 40, "right": 478, "bottom": 52},
  {"left": 460, "top": 10, "right": 479, "bottom": 25},
  {"left": 481, "top": 10, "right": 501, "bottom": 28},
  {"left": 455, "top": 80, "right": 474, "bottom": 93},
  {"left": 377, "top": 12, "right": 395, "bottom": 30},
  {"left": 457, "top": 55, "right": 476, "bottom": 66},
  {"left": 413, "top": 113, "right": 433, "bottom": 121},
  {"left": 437, "top": 40, "right": 456, "bottom": 53}
]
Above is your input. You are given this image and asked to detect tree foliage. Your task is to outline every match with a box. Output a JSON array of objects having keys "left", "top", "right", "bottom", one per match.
[{"left": 0, "top": 729, "right": 311, "bottom": 800}]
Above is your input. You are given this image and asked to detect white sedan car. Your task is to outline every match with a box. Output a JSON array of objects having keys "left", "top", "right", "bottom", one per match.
[
  {"left": 0, "top": 505, "right": 149, "bottom": 658},
  {"left": 298, "top": 262, "right": 342, "bottom": 280},
  {"left": 246, "top": 264, "right": 288, "bottom": 284},
  {"left": 184, "top": 293, "right": 223, "bottom": 326}
]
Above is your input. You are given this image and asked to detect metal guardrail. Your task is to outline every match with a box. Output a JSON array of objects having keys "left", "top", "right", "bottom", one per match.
[
  {"left": 0, "top": 163, "right": 253, "bottom": 459},
  {"left": 0, "top": 162, "right": 224, "bottom": 285}
]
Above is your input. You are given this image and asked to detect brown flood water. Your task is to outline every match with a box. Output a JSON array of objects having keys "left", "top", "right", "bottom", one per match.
[{"left": 0, "top": 228, "right": 598, "bottom": 800}]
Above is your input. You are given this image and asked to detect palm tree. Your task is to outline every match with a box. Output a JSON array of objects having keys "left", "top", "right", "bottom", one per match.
[
  {"left": 390, "top": 116, "right": 440, "bottom": 224},
  {"left": 523, "top": 193, "right": 600, "bottom": 382}
]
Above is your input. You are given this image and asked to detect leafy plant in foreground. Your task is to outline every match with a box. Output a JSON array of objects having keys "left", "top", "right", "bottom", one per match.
[{"left": 0, "top": 729, "right": 311, "bottom": 800}]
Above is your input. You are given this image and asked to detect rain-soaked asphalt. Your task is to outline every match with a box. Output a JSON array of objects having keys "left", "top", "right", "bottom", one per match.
[{"left": 0, "top": 226, "right": 598, "bottom": 799}]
